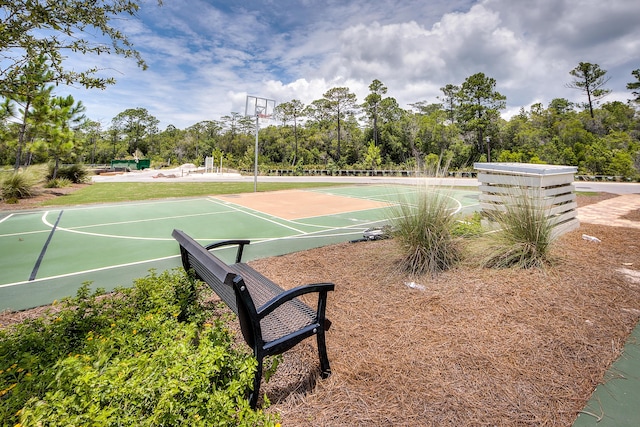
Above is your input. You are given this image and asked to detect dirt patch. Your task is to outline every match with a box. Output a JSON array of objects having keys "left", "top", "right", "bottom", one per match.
[{"left": 214, "top": 189, "right": 390, "bottom": 220}]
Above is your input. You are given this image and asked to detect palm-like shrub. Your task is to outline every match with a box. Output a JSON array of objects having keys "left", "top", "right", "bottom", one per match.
[
  {"left": 481, "top": 190, "right": 556, "bottom": 269},
  {"left": 0, "top": 170, "right": 39, "bottom": 202},
  {"left": 389, "top": 186, "right": 462, "bottom": 276},
  {"left": 48, "top": 163, "right": 89, "bottom": 184}
]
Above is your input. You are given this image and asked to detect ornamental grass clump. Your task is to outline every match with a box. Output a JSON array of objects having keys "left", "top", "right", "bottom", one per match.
[
  {"left": 0, "top": 169, "right": 40, "bottom": 202},
  {"left": 389, "top": 185, "right": 462, "bottom": 276},
  {"left": 481, "top": 189, "right": 557, "bottom": 269}
]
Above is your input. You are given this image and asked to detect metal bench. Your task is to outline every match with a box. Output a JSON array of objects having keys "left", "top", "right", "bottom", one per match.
[{"left": 172, "top": 229, "right": 334, "bottom": 408}]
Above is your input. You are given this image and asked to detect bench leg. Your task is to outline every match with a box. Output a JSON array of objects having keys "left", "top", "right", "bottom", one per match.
[
  {"left": 316, "top": 329, "right": 331, "bottom": 378},
  {"left": 249, "top": 355, "right": 263, "bottom": 409}
]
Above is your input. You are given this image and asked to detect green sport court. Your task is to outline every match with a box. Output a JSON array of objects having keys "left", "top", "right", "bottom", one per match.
[
  {"left": 0, "top": 184, "right": 480, "bottom": 312},
  {"left": 2, "top": 182, "right": 640, "bottom": 426}
]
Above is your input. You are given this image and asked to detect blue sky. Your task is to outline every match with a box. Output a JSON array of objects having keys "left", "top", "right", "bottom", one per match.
[{"left": 61, "top": 0, "right": 640, "bottom": 129}]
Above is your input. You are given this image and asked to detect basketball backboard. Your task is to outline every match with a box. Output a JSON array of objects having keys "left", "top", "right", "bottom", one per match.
[{"left": 245, "top": 95, "right": 276, "bottom": 119}]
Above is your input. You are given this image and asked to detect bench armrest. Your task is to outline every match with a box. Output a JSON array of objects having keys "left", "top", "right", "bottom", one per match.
[
  {"left": 205, "top": 239, "right": 251, "bottom": 263},
  {"left": 256, "top": 283, "right": 335, "bottom": 319}
]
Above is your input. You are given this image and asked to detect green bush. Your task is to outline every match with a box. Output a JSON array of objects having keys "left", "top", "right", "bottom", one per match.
[
  {"left": 451, "top": 211, "right": 484, "bottom": 238},
  {"left": 48, "top": 163, "right": 89, "bottom": 184},
  {"left": 0, "top": 270, "right": 279, "bottom": 427},
  {"left": 0, "top": 170, "right": 39, "bottom": 201},
  {"left": 388, "top": 186, "right": 462, "bottom": 276},
  {"left": 480, "top": 190, "right": 557, "bottom": 269}
]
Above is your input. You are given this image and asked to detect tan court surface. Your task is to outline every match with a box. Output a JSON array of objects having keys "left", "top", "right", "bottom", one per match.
[{"left": 214, "top": 189, "right": 390, "bottom": 220}]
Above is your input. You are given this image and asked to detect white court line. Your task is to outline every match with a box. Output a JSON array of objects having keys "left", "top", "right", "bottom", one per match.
[
  {"left": 41, "top": 212, "right": 173, "bottom": 241},
  {"left": 1, "top": 212, "right": 57, "bottom": 237},
  {"left": 286, "top": 206, "right": 391, "bottom": 224},
  {"left": 450, "top": 196, "right": 463, "bottom": 215},
  {"left": 316, "top": 186, "right": 473, "bottom": 215},
  {"left": 313, "top": 185, "right": 419, "bottom": 204},
  {"left": 206, "top": 197, "right": 307, "bottom": 234},
  {"left": 37, "top": 194, "right": 391, "bottom": 241},
  {"left": 0, "top": 227, "right": 370, "bottom": 289},
  {"left": 208, "top": 190, "right": 397, "bottom": 229},
  {"left": 251, "top": 216, "right": 387, "bottom": 245},
  {"left": 2, "top": 191, "right": 474, "bottom": 291},
  {"left": 184, "top": 220, "right": 377, "bottom": 243},
  {"left": 65, "top": 210, "right": 234, "bottom": 231},
  {"left": 0, "top": 213, "right": 14, "bottom": 224},
  {"left": 42, "top": 197, "right": 213, "bottom": 212},
  {"left": 3, "top": 219, "right": 386, "bottom": 289},
  {"left": 0, "top": 254, "right": 180, "bottom": 289},
  {"left": 384, "top": 195, "right": 463, "bottom": 215}
]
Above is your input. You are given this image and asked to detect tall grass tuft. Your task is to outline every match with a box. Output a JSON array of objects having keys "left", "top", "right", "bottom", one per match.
[
  {"left": 389, "top": 184, "right": 462, "bottom": 276},
  {"left": 0, "top": 169, "right": 40, "bottom": 201},
  {"left": 480, "top": 188, "right": 557, "bottom": 269}
]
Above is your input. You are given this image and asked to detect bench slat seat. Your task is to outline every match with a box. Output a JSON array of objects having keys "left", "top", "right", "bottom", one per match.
[
  {"left": 172, "top": 229, "right": 334, "bottom": 408},
  {"left": 230, "top": 263, "right": 318, "bottom": 344}
]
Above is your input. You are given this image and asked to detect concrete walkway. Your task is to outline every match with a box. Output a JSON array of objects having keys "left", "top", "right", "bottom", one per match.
[{"left": 577, "top": 194, "right": 640, "bottom": 229}]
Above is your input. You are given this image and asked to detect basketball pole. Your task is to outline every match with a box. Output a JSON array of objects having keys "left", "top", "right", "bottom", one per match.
[
  {"left": 245, "top": 95, "right": 275, "bottom": 193},
  {"left": 254, "top": 113, "right": 259, "bottom": 192}
]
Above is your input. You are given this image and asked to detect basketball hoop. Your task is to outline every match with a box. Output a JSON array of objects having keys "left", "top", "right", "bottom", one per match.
[
  {"left": 245, "top": 95, "right": 277, "bottom": 193},
  {"left": 245, "top": 96, "right": 276, "bottom": 119}
]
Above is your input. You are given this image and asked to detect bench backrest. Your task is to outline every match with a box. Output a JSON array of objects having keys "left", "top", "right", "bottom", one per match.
[
  {"left": 173, "top": 230, "right": 265, "bottom": 349},
  {"left": 172, "top": 229, "right": 241, "bottom": 314}
]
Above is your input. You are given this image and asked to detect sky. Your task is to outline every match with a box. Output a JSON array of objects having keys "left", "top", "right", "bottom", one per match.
[{"left": 60, "top": 0, "right": 640, "bottom": 130}]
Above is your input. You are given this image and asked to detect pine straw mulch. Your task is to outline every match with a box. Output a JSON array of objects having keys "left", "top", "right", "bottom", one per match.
[
  {"left": 0, "top": 183, "right": 88, "bottom": 211},
  {"left": 251, "top": 215, "right": 640, "bottom": 425},
  {"left": 2, "top": 193, "right": 640, "bottom": 426}
]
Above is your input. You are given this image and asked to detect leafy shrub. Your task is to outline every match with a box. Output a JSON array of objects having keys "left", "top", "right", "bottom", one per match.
[
  {"left": 0, "top": 270, "right": 279, "bottom": 427},
  {"left": 0, "top": 170, "right": 39, "bottom": 201},
  {"left": 45, "top": 177, "right": 72, "bottom": 188},
  {"left": 451, "top": 211, "right": 484, "bottom": 238},
  {"left": 48, "top": 163, "right": 89, "bottom": 184},
  {"left": 479, "top": 189, "right": 557, "bottom": 269},
  {"left": 388, "top": 185, "right": 462, "bottom": 276}
]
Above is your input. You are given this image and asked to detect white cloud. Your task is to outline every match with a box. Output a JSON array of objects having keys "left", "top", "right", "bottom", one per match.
[{"left": 53, "top": 0, "right": 640, "bottom": 129}]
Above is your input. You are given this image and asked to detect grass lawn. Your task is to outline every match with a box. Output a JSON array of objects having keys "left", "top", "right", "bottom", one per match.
[{"left": 41, "top": 182, "right": 346, "bottom": 206}]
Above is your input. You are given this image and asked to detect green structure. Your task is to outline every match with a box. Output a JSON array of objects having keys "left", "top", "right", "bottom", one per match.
[{"left": 110, "top": 159, "right": 150, "bottom": 170}]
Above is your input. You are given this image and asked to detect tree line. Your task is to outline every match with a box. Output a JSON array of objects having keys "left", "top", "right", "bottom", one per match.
[
  {"left": 3, "top": 66, "right": 640, "bottom": 179},
  {"left": 1, "top": 1, "right": 639, "bottom": 179}
]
